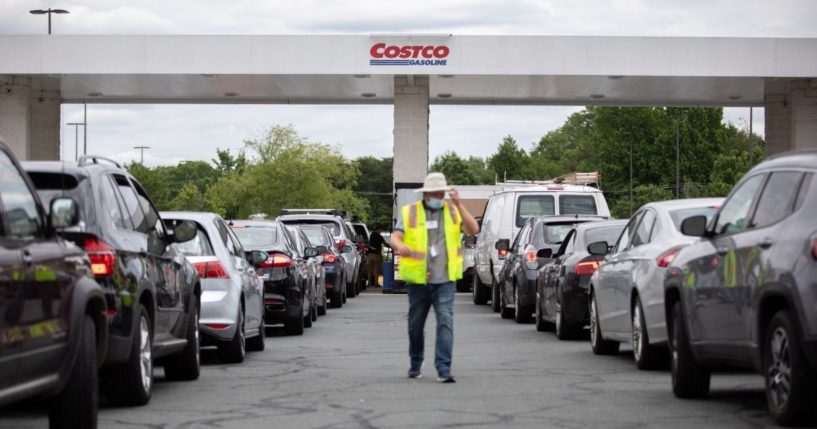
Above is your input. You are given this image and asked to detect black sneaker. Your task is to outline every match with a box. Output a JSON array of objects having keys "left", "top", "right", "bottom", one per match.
[
  {"left": 407, "top": 371, "right": 422, "bottom": 379},
  {"left": 437, "top": 376, "right": 456, "bottom": 383}
]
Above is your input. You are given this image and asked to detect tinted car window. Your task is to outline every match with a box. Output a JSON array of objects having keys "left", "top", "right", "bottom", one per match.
[
  {"left": 584, "top": 225, "right": 625, "bottom": 248},
  {"left": 714, "top": 174, "right": 765, "bottom": 235},
  {"left": 113, "top": 174, "right": 148, "bottom": 233},
  {"left": 559, "top": 195, "right": 597, "bottom": 215},
  {"left": 232, "top": 225, "right": 280, "bottom": 248},
  {"left": 751, "top": 172, "right": 803, "bottom": 228},
  {"left": 532, "top": 222, "right": 576, "bottom": 245},
  {"left": 669, "top": 206, "right": 718, "bottom": 231},
  {"left": 281, "top": 220, "right": 340, "bottom": 236},
  {"left": 0, "top": 152, "right": 42, "bottom": 239},
  {"left": 26, "top": 172, "right": 80, "bottom": 215},
  {"left": 614, "top": 213, "right": 642, "bottom": 253},
  {"left": 516, "top": 195, "right": 555, "bottom": 227},
  {"left": 631, "top": 210, "right": 656, "bottom": 248}
]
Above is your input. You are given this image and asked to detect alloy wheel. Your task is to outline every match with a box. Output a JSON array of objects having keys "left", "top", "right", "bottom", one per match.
[
  {"left": 139, "top": 315, "right": 152, "bottom": 392},
  {"left": 555, "top": 305, "right": 562, "bottom": 335},
  {"left": 194, "top": 307, "right": 200, "bottom": 367},
  {"left": 239, "top": 308, "right": 246, "bottom": 357},
  {"left": 590, "top": 293, "right": 599, "bottom": 347},
  {"left": 633, "top": 304, "right": 643, "bottom": 362},
  {"left": 767, "top": 327, "right": 792, "bottom": 410}
]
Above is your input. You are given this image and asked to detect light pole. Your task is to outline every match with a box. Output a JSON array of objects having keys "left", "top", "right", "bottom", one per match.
[
  {"left": 67, "top": 122, "right": 85, "bottom": 161},
  {"left": 29, "top": 8, "right": 70, "bottom": 35},
  {"left": 134, "top": 146, "right": 151, "bottom": 164}
]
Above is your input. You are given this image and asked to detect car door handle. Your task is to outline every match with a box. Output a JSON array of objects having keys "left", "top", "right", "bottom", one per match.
[
  {"left": 22, "top": 251, "right": 33, "bottom": 265},
  {"left": 759, "top": 238, "right": 773, "bottom": 249},
  {"left": 716, "top": 246, "right": 729, "bottom": 255}
]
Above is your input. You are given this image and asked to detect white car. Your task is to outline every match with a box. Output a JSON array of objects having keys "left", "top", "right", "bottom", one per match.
[{"left": 162, "top": 211, "right": 267, "bottom": 364}]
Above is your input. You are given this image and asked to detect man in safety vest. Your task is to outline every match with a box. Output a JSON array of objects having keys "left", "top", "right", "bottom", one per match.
[{"left": 390, "top": 172, "right": 479, "bottom": 382}]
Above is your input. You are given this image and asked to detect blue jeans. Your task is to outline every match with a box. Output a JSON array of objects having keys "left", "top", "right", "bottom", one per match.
[{"left": 407, "top": 282, "right": 455, "bottom": 377}]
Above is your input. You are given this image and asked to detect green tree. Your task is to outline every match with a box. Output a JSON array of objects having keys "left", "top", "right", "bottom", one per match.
[
  {"left": 610, "top": 184, "right": 674, "bottom": 219},
  {"left": 353, "top": 156, "right": 393, "bottom": 227},
  {"left": 430, "top": 151, "right": 481, "bottom": 185},
  {"left": 488, "top": 136, "right": 530, "bottom": 181},
  {"left": 212, "top": 148, "right": 247, "bottom": 176}
]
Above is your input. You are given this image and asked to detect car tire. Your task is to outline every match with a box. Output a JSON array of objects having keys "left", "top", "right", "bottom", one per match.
[
  {"left": 342, "top": 289, "right": 347, "bottom": 303},
  {"left": 218, "top": 306, "right": 245, "bottom": 364},
  {"left": 491, "top": 276, "right": 501, "bottom": 313},
  {"left": 670, "top": 301, "right": 710, "bottom": 398},
  {"left": 245, "top": 318, "right": 265, "bottom": 352},
  {"left": 589, "top": 289, "right": 620, "bottom": 355},
  {"left": 514, "top": 285, "right": 532, "bottom": 324},
  {"left": 49, "top": 314, "right": 97, "bottom": 429},
  {"left": 101, "top": 306, "right": 153, "bottom": 406},
  {"left": 164, "top": 301, "right": 201, "bottom": 381},
  {"left": 632, "top": 296, "right": 668, "bottom": 370},
  {"left": 304, "top": 304, "right": 313, "bottom": 328},
  {"left": 535, "top": 295, "right": 553, "bottom": 332},
  {"left": 286, "top": 311, "right": 305, "bottom": 336},
  {"left": 472, "top": 273, "right": 490, "bottom": 305},
  {"left": 555, "top": 300, "right": 581, "bottom": 340},
  {"left": 500, "top": 285, "right": 514, "bottom": 320},
  {"left": 347, "top": 277, "right": 357, "bottom": 298},
  {"left": 763, "top": 310, "right": 817, "bottom": 426},
  {"left": 330, "top": 289, "right": 343, "bottom": 309},
  {"left": 318, "top": 295, "right": 327, "bottom": 316}
]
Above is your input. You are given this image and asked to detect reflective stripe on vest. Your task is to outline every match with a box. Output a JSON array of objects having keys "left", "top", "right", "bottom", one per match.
[{"left": 399, "top": 201, "right": 464, "bottom": 284}]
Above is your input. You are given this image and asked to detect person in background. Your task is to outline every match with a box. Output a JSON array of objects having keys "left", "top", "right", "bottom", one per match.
[
  {"left": 390, "top": 172, "right": 479, "bottom": 383},
  {"left": 366, "top": 224, "right": 390, "bottom": 287}
]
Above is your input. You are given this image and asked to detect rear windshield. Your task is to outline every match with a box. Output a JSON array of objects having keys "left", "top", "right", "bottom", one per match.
[
  {"left": 533, "top": 221, "right": 579, "bottom": 245},
  {"left": 353, "top": 224, "right": 368, "bottom": 239},
  {"left": 516, "top": 195, "right": 555, "bottom": 227},
  {"left": 281, "top": 220, "right": 340, "bottom": 236},
  {"left": 559, "top": 195, "right": 598, "bottom": 215},
  {"left": 584, "top": 225, "right": 626, "bottom": 248},
  {"left": 670, "top": 207, "right": 719, "bottom": 231},
  {"left": 27, "top": 172, "right": 82, "bottom": 214},
  {"left": 168, "top": 222, "right": 214, "bottom": 256},
  {"left": 231, "top": 225, "right": 281, "bottom": 248},
  {"left": 301, "top": 227, "right": 331, "bottom": 247}
]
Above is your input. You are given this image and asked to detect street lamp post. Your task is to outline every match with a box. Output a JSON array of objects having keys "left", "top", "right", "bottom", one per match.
[
  {"left": 134, "top": 146, "right": 151, "bottom": 164},
  {"left": 67, "top": 122, "right": 85, "bottom": 161},
  {"left": 29, "top": 8, "right": 70, "bottom": 35}
]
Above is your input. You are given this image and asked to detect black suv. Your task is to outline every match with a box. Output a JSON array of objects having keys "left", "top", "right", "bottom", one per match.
[
  {"left": 0, "top": 141, "right": 104, "bottom": 428},
  {"left": 23, "top": 157, "right": 201, "bottom": 407},
  {"left": 665, "top": 150, "right": 817, "bottom": 426}
]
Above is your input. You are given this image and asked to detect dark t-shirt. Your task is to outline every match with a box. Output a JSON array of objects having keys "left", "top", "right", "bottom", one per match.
[{"left": 369, "top": 232, "right": 387, "bottom": 251}]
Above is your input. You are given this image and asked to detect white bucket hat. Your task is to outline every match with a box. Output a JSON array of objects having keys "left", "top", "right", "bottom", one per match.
[{"left": 415, "top": 172, "right": 452, "bottom": 193}]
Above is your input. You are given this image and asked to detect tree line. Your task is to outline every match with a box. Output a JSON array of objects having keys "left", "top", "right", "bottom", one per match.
[{"left": 128, "top": 107, "right": 763, "bottom": 225}]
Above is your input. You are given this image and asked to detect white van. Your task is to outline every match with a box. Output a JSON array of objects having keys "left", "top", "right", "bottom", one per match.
[{"left": 472, "top": 183, "right": 611, "bottom": 305}]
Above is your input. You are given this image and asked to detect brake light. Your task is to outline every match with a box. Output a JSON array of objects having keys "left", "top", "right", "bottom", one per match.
[
  {"left": 259, "top": 253, "right": 293, "bottom": 268},
  {"left": 575, "top": 261, "right": 600, "bottom": 276},
  {"left": 657, "top": 247, "right": 682, "bottom": 268},
  {"left": 203, "top": 323, "right": 230, "bottom": 330},
  {"left": 498, "top": 249, "right": 509, "bottom": 258},
  {"left": 337, "top": 240, "right": 346, "bottom": 250},
  {"left": 322, "top": 253, "right": 336, "bottom": 264},
  {"left": 525, "top": 246, "right": 538, "bottom": 269},
  {"left": 192, "top": 261, "right": 231, "bottom": 279},
  {"left": 84, "top": 237, "right": 116, "bottom": 277}
]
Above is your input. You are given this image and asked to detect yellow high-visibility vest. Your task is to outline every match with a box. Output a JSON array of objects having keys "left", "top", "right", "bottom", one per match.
[{"left": 399, "top": 201, "right": 463, "bottom": 284}]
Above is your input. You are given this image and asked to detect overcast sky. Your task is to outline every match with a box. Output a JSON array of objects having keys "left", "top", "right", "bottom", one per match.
[{"left": 3, "top": 0, "right": 815, "bottom": 166}]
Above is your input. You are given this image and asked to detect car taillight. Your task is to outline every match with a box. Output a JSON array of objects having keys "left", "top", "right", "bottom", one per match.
[
  {"left": 575, "top": 261, "right": 600, "bottom": 276},
  {"left": 657, "top": 247, "right": 682, "bottom": 268},
  {"left": 498, "top": 249, "right": 509, "bottom": 259},
  {"left": 203, "top": 323, "right": 230, "bottom": 330},
  {"left": 192, "top": 261, "right": 230, "bottom": 279},
  {"left": 83, "top": 237, "right": 116, "bottom": 277},
  {"left": 525, "top": 246, "right": 538, "bottom": 269},
  {"left": 323, "top": 253, "right": 336, "bottom": 264},
  {"left": 259, "top": 253, "right": 293, "bottom": 268},
  {"left": 337, "top": 240, "right": 346, "bottom": 250}
]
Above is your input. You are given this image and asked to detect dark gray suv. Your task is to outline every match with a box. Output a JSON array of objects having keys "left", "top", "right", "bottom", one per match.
[{"left": 664, "top": 150, "right": 817, "bottom": 426}]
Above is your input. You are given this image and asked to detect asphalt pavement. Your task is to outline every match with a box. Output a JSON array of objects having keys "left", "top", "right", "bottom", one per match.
[{"left": 1, "top": 290, "right": 777, "bottom": 429}]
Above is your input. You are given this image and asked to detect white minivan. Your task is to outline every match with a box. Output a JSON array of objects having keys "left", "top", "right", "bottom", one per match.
[{"left": 472, "top": 183, "right": 611, "bottom": 306}]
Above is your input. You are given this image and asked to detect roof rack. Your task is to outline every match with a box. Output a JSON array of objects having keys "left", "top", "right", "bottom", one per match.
[
  {"left": 279, "top": 208, "right": 348, "bottom": 218},
  {"left": 77, "top": 155, "right": 122, "bottom": 169}
]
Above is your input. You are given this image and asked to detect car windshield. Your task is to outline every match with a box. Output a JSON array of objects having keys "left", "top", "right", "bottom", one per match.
[
  {"left": 670, "top": 207, "right": 719, "bottom": 231},
  {"left": 516, "top": 195, "right": 555, "bottom": 227},
  {"left": 282, "top": 220, "right": 340, "bottom": 236},
  {"left": 301, "top": 227, "right": 331, "bottom": 247},
  {"left": 168, "top": 224, "right": 214, "bottom": 256},
  {"left": 584, "top": 225, "right": 626, "bottom": 248},
  {"left": 533, "top": 221, "right": 580, "bottom": 245},
  {"left": 231, "top": 225, "right": 280, "bottom": 248},
  {"left": 559, "top": 195, "right": 598, "bottom": 215}
]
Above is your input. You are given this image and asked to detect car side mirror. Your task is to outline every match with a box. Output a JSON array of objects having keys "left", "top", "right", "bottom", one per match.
[
  {"left": 305, "top": 247, "right": 319, "bottom": 258},
  {"left": 341, "top": 245, "right": 352, "bottom": 254},
  {"left": 587, "top": 241, "right": 609, "bottom": 256},
  {"left": 173, "top": 220, "right": 198, "bottom": 243},
  {"left": 316, "top": 246, "right": 328, "bottom": 254},
  {"left": 495, "top": 239, "right": 510, "bottom": 252},
  {"left": 249, "top": 250, "right": 268, "bottom": 266},
  {"left": 536, "top": 248, "right": 553, "bottom": 259},
  {"left": 49, "top": 197, "right": 79, "bottom": 229},
  {"left": 681, "top": 215, "right": 708, "bottom": 237}
]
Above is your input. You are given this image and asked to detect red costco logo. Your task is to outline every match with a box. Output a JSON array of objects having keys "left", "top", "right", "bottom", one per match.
[{"left": 369, "top": 43, "right": 449, "bottom": 66}]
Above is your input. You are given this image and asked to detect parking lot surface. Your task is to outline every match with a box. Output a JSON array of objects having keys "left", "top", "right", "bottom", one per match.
[{"left": 1, "top": 292, "right": 774, "bottom": 429}]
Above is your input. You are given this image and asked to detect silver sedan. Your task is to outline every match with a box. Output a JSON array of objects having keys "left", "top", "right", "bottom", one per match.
[
  {"left": 587, "top": 198, "right": 722, "bottom": 369},
  {"left": 162, "top": 211, "right": 267, "bottom": 364}
]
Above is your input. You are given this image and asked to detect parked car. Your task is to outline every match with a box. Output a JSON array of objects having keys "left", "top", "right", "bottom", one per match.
[
  {"left": 348, "top": 220, "right": 369, "bottom": 290},
  {"left": 24, "top": 156, "right": 201, "bottom": 406},
  {"left": 300, "top": 224, "right": 349, "bottom": 308},
  {"left": 162, "top": 212, "right": 268, "bottom": 363},
  {"left": 0, "top": 141, "right": 104, "bottom": 428},
  {"left": 495, "top": 216, "right": 605, "bottom": 322},
  {"left": 284, "top": 224, "right": 325, "bottom": 321},
  {"left": 459, "top": 234, "right": 477, "bottom": 293},
  {"left": 665, "top": 151, "right": 817, "bottom": 426},
  {"left": 230, "top": 220, "right": 315, "bottom": 335},
  {"left": 278, "top": 212, "right": 361, "bottom": 298},
  {"left": 536, "top": 219, "right": 628, "bottom": 339},
  {"left": 587, "top": 198, "right": 721, "bottom": 369},
  {"left": 473, "top": 183, "right": 611, "bottom": 306}
]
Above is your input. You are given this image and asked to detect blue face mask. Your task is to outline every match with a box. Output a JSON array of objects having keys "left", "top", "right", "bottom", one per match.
[{"left": 426, "top": 198, "right": 444, "bottom": 210}]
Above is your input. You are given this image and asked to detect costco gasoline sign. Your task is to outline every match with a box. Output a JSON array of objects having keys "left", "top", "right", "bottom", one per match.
[{"left": 369, "top": 43, "right": 449, "bottom": 66}]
